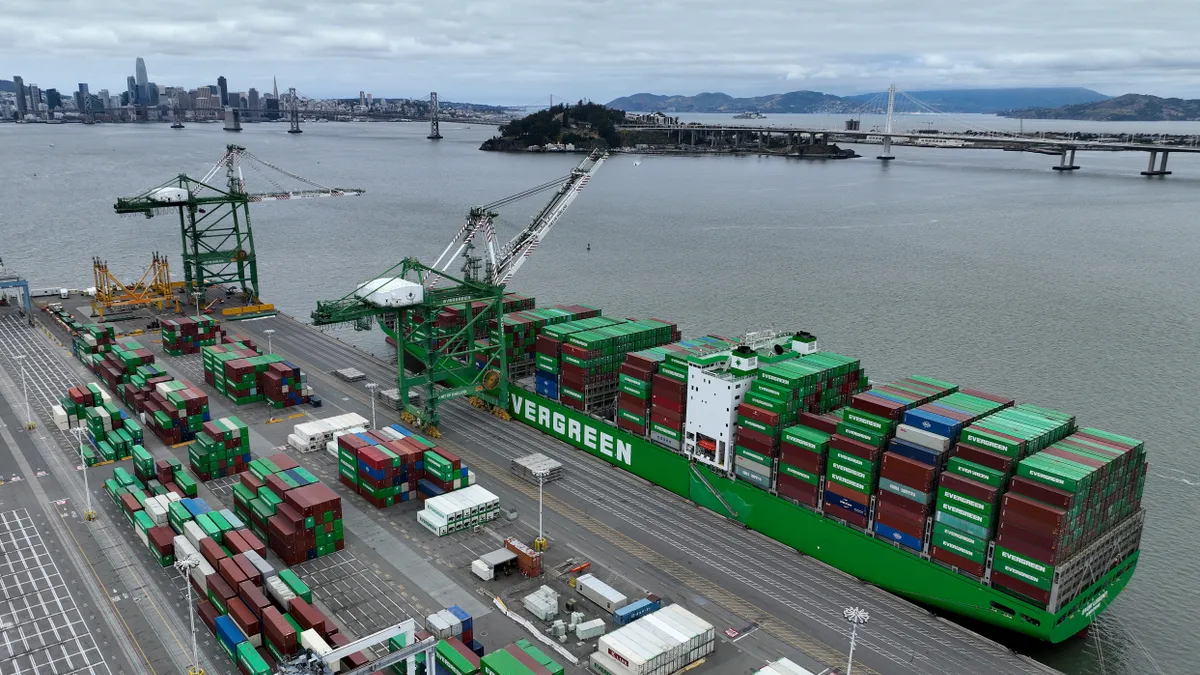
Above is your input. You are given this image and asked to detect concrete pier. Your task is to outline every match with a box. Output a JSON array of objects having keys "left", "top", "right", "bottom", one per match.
[
  {"left": 1141, "top": 150, "right": 1172, "bottom": 176},
  {"left": 1052, "top": 148, "right": 1080, "bottom": 171}
]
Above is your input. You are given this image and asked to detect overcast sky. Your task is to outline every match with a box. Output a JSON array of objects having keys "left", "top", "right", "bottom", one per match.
[{"left": 3, "top": 0, "right": 1193, "bottom": 104}]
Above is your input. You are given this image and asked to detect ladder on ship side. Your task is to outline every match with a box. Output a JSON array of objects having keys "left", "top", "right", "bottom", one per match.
[{"left": 691, "top": 464, "right": 738, "bottom": 518}]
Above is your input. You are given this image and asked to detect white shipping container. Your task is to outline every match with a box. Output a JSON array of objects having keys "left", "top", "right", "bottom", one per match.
[
  {"left": 895, "top": 424, "right": 951, "bottom": 452},
  {"left": 266, "top": 575, "right": 296, "bottom": 608},
  {"left": 577, "top": 574, "right": 628, "bottom": 613},
  {"left": 576, "top": 618, "right": 606, "bottom": 640},
  {"left": 165, "top": 492, "right": 182, "bottom": 503},
  {"left": 423, "top": 485, "right": 500, "bottom": 521},
  {"left": 755, "top": 657, "right": 818, "bottom": 675},
  {"left": 145, "top": 498, "right": 168, "bottom": 526},
  {"left": 183, "top": 521, "right": 206, "bottom": 549},
  {"left": 173, "top": 535, "right": 198, "bottom": 562},
  {"left": 471, "top": 559, "right": 494, "bottom": 581},
  {"left": 191, "top": 559, "right": 215, "bottom": 593},
  {"left": 594, "top": 604, "right": 714, "bottom": 675},
  {"left": 300, "top": 629, "right": 339, "bottom": 672},
  {"left": 436, "top": 609, "right": 461, "bottom": 636}
]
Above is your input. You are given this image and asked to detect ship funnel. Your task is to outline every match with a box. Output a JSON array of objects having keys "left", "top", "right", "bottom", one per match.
[
  {"left": 729, "top": 345, "right": 758, "bottom": 375},
  {"left": 792, "top": 331, "right": 817, "bottom": 355}
]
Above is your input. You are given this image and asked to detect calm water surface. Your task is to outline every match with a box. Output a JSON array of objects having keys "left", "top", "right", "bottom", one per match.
[{"left": 1, "top": 120, "right": 1197, "bottom": 675}]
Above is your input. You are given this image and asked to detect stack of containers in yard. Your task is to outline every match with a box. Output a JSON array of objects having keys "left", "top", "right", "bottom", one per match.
[
  {"left": 821, "top": 376, "right": 957, "bottom": 529},
  {"left": 104, "top": 466, "right": 212, "bottom": 566},
  {"left": 436, "top": 636, "right": 482, "bottom": 675},
  {"left": 418, "top": 485, "right": 500, "bottom": 536},
  {"left": 777, "top": 425, "right": 831, "bottom": 507},
  {"left": 740, "top": 352, "right": 866, "bottom": 496},
  {"left": 142, "top": 379, "right": 211, "bottom": 446},
  {"left": 558, "top": 318, "right": 680, "bottom": 415},
  {"left": 589, "top": 603, "right": 714, "bottom": 675},
  {"left": 287, "top": 413, "right": 369, "bottom": 453},
  {"left": 504, "top": 537, "right": 543, "bottom": 577},
  {"left": 534, "top": 315, "right": 621, "bottom": 401},
  {"left": 616, "top": 335, "right": 737, "bottom": 445},
  {"left": 203, "top": 344, "right": 311, "bottom": 408},
  {"left": 160, "top": 315, "right": 221, "bottom": 356},
  {"left": 117, "top": 364, "right": 170, "bottom": 407},
  {"left": 243, "top": 453, "right": 344, "bottom": 564},
  {"left": 335, "top": 425, "right": 462, "bottom": 508},
  {"left": 191, "top": 416, "right": 252, "bottom": 480},
  {"left": 72, "top": 323, "right": 116, "bottom": 364},
  {"left": 480, "top": 641, "right": 564, "bottom": 675},
  {"left": 84, "top": 337, "right": 157, "bottom": 391},
  {"left": 992, "top": 429, "right": 1147, "bottom": 606}
]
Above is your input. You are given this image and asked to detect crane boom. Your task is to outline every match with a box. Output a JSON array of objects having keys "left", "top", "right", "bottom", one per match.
[{"left": 426, "top": 149, "right": 607, "bottom": 287}]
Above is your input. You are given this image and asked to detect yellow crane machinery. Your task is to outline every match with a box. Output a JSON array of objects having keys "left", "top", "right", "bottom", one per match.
[{"left": 91, "top": 252, "right": 178, "bottom": 319}]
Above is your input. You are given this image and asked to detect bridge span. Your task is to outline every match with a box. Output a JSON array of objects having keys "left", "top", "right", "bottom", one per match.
[{"left": 617, "top": 121, "right": 1199, "bottom": 176}]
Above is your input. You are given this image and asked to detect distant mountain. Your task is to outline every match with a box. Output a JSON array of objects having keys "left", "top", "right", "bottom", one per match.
[
  {"left": 607, "top": 87, "right": 1110, "bottom": 115},
  {"left": 845, "top": 88, "right": 1109, "bottom": 114},
  {"left": 1001, "top": 93, "right": 1200, "bottom": 121},
  {"left": 0, "top": 79, "right": 15, "bottom": 93}
]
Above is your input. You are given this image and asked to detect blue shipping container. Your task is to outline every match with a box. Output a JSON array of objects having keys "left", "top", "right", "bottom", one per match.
[
  {"left": 888, "top": 438, "right": 944, "bottom": 468},
  {"left": 221, "top": 509, "right": 245, "bottom": 530},
  {"left": 387, "top": 424, "right": 411, "bottom": 437},
  {"left": 447, "top": 605, "right": 472, "bottom": 631},
  {"left": 873, "top": 521, "right": 924, "bottom": 553},
  {"left": 417, "top": 479, "right": 445, "bottom": 498},
  {"left": 214, "top": 615, "right": 247, "bottom": 650},
  {"left": 824, "top": 491, "right": 868, "bottom": 517},
  {"left": 903, "top": 409, "right": 961, "bottom": 440}
]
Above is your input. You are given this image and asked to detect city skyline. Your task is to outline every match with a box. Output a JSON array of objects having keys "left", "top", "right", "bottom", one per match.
[{"left": 0, "top": 1, "right": 1198, "bottom": 104}]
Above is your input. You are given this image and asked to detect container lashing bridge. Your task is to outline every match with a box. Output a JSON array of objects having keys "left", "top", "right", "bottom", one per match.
[{"left": 312, "top": 150, "right": 607, "bottom": 435}]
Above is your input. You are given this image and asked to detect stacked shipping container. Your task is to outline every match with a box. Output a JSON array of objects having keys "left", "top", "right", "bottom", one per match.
[
  {"left": 160, "top": 315, "right": 221, "bottom": 356},
  {"left": 535, "top": 316, "right": 623, "bottom": 400},
  {"left": 191, "top": 416, "right": 252, "bottom": 480},
  {"left": 202, "top": 344, "right": 311, "bottom": 408},
  {"left": 232, "top": 453, "right": 345, "bottom": 565},
  {"left": 334, "top": 424, "right": 473, "bottom": 507},
  {"left": 490, "top": 300, "right": 597, "bottom": 377}
]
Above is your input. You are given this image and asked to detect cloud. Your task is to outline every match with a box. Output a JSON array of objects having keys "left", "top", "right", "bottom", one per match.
[{"left": 2, "top": 0, "right": 1197, "bottom": 102}]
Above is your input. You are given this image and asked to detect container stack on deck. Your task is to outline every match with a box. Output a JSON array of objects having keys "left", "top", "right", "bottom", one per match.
[
  {"left": 992, "top": 429, "right": 1146, "bottom": 606},
  {"left": 733, "top": 352, "right": 867, "bottom": 492},
  {"left": 534, "top": 316, "right": 621, "bottom": 400},
  {"left": 141, "top": 379, "right": 211, "bottom": 445},
  {"left": 539, "top": 318, "right": 681, "bottom": 415},
  {"left": 202, "top": 344, "right": 310, "bottom": 408},
  {"left": 234, "top": 453, "right": 344, "bottom": 564},
  {"left": 491, "top": 301, "right": 599, "bottom": 377},
  {"left": 777, "top": 425, "right": 830, "bottom": 507},
  {"left": 613, "top": 336, "right": 737, "bottom": 447},
  {"left": 161, "top": 315, "right": 221, "bottom": 356},
  {"left": 191, "top": 416, "right": 252, "bottom": 480}
]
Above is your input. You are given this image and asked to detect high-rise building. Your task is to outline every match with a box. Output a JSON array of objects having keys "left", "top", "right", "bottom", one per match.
[
  {"left": 12, "top": 75, "right": 27, "bottom": 118},
  {"left": 46, "top": 88, "right": 62, "bottom": 109},
  {"left": 217, "top": 76, "right": 228, "bottom": 106},
  {"left": 135, "top": 57, "right": 148, "bottom": 103},
  {"left": 28, "top": 84, "right": 41, "bottom": 112},
  {"left": 97, "top": 89, "right": 109, "bottom": 108},
  {"left": 127, "top": 75, "right": 138, "bottom": 104},
  {"left": 367, "top": 93, "right": 373, "bottom": 108},
  {"left": 147, "top": 83, "right": 160, "bottom": 106},
  {"left": 248, "top": 88, "right": 259, "bottom": 111},
  {"left": 359, "top": 90, "right": 366, "bottom": 107},
  {"left": 273, "top": 76, "right": 278, "bottom": 99}
]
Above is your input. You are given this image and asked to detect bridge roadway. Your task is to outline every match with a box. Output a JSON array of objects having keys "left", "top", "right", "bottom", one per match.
[{"left": 224, "top": 311, "right": 1063, "bottom": 675}]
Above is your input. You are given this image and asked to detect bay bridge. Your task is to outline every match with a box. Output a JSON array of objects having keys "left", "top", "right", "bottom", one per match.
[{"left": 618, "top": 86, "right": 1200, "bottom": 177}]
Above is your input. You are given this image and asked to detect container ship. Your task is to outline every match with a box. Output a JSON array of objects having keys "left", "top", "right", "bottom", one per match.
[{"left": 379, "top": 295, "right": 1145, "bottom": 644}]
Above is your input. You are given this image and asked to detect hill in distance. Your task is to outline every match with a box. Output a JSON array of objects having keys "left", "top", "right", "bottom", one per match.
[
  {"left": 607, "top": 87, "right": 1109, "bottom": 115},
  {"left": 0, "top": 79, "right": 16, "bottom": 93},
  {"left": 1001, "top": 93, "right": 1200, "bottom": 121}
]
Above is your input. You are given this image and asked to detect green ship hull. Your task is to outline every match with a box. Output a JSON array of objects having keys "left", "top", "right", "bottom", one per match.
[{"left": 505, "top": 388, "right": 1138, "bottom": 644}]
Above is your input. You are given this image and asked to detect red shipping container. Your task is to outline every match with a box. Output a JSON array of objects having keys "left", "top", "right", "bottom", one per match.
[
  {"left": 930, "top": 545, "right": 986, "bottom": 577},
  {"left": 198, "top": 600, "right": 221, "bottom": 635},
  {"left": 738, "top": 403, "right": 780, "bottom": 427},
  {"left": 992, "top": 570, "right": 1051, "bottom": 605},
  {"left": 224, "top": 530, "right": 250, "bottom": 556},
  {"left": 616, "top": 417, "right": 647, "bottom": 436},
  {"left": 1002, "top": 493, "right": 1067, "bottom": 528},
  {"left": 262, "top": 606, "right": 299, "bottom": 655},
  {"left": 200, "top": 538, "right": 227, "bottom": 567},
  {"left": 232, "top": 554, "right": 260, "bottom": 586},
  {"left": 780, "top": 445, "right": 824, "bottom": 473},
  {"left": 777, "top": 476, "right": 820, "bottom": 506},
  {"left": 736, "top": 433, "right": 778, "bottom": 457},
  {"left": 849, "top": 393, "right": 906, "bottom": 421},
  {"left": 228, "top": 598, "right": 261, "bottom": 638},
  {"left": 265, "top": 453, "right": 299, "bottom": 472},
  {"left": 825, "top": 479, "right": 870, "bottom": 508},
  {"left": 120, "top": 493, "right": 142, "bottom": 514},
  {"left": 880, "top": 452, "right": 936, "bottom": 490},
  {"left": 239, "top": 581, "right": 272, "bottom": 619},
  {"left": 951, "top": 443, "right": 1015, "bottom": 474},
  {"left": 219, "top": 557, "right": 249, "bottom": 589},
  {"left": 1007, "top": 476, "right": 1074, "bottom": 510},
  {"left": 208, "top": 573, "right": 237, "bottom": 606},
  {"left": 877, "top": 488, "right": 930, "bottom": 518},
  {"left": 822, "top": 500, "right": 869, "bottom": 528},
  {"left": 651, "top": 395, "right": 684, "bottom": 414},
  {"left": 288, "top": 598, "right": 329, "bottom": 635},
  {"left": 831, "top": 434, "right": 881, "bottom": 461},
  {"left": 875, "top": 503, "right": 925, "bottom": 540},
  {"left": 997, "top": 524, "right": 1061, "bottom": 564},
  {"left": 940, "top": 473, "right": 999, "bottom": 504}
]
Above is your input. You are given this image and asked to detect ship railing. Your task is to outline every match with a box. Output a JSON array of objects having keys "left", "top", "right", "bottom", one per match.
[{"left": 1045, "top": 509, "right": 1145, "bottom": 614}]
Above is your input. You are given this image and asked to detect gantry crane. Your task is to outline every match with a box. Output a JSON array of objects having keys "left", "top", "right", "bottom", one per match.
[
  {"left": 113, "top": 144, "right": 364, "bottom": 307},
  {"left": 91, "top": 252, "right": 177, "bottom": 319},
  {"left": 276, "top": 619, "right": 436, "bottom": 675},
  {"left": 312, "top": 150, "right": 607, "bottom": 434}
]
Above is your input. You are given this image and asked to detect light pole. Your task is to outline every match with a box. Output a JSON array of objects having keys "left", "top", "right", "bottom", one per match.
[
  {"left": 191, "top": 291, "right": 204, "bottom": 317},
  {"left": 74, "top": 427, "right": 96, "bottom": 521},
  {"left": 15, "top": 354, "right": 34, "bottom": 431},
  {"left": 263, "top": 328, "right": 276, "bottom": 354},
  {"left": 533, "top": 467, "right": 549, "bottom": 551},
  {"left": 844, "top": 606, "right": 870, "bottom": 675},
  {"left": 174, "top": 556, "right": 206, "bottom": 675},
  {"left": 365, "top": 382, "right": 379, "bottom": 429}
]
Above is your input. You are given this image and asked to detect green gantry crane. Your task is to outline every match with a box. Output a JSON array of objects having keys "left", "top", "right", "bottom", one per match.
[
  {"left": 114, "top": 144, "right": 364, "bottom": 306},
  {"left": 312, "top": 149, "right": 607, "bottom": 434}
]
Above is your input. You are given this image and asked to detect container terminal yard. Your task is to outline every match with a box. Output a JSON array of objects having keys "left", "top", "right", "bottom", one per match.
[
  {"left": 0, "top": 144, "right": 1137, "bottom": 675},
  {"left": 0, "top": 293, "right": 1063, "bottom": 675}
]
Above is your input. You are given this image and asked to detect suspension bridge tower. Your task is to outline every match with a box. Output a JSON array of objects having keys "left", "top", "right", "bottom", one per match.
[
  {"left": 287, "top": 88, "right": 302, "bottom": 134},
  {"left": 428, "top": 91, "right": 443, "bottom": 140}
]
